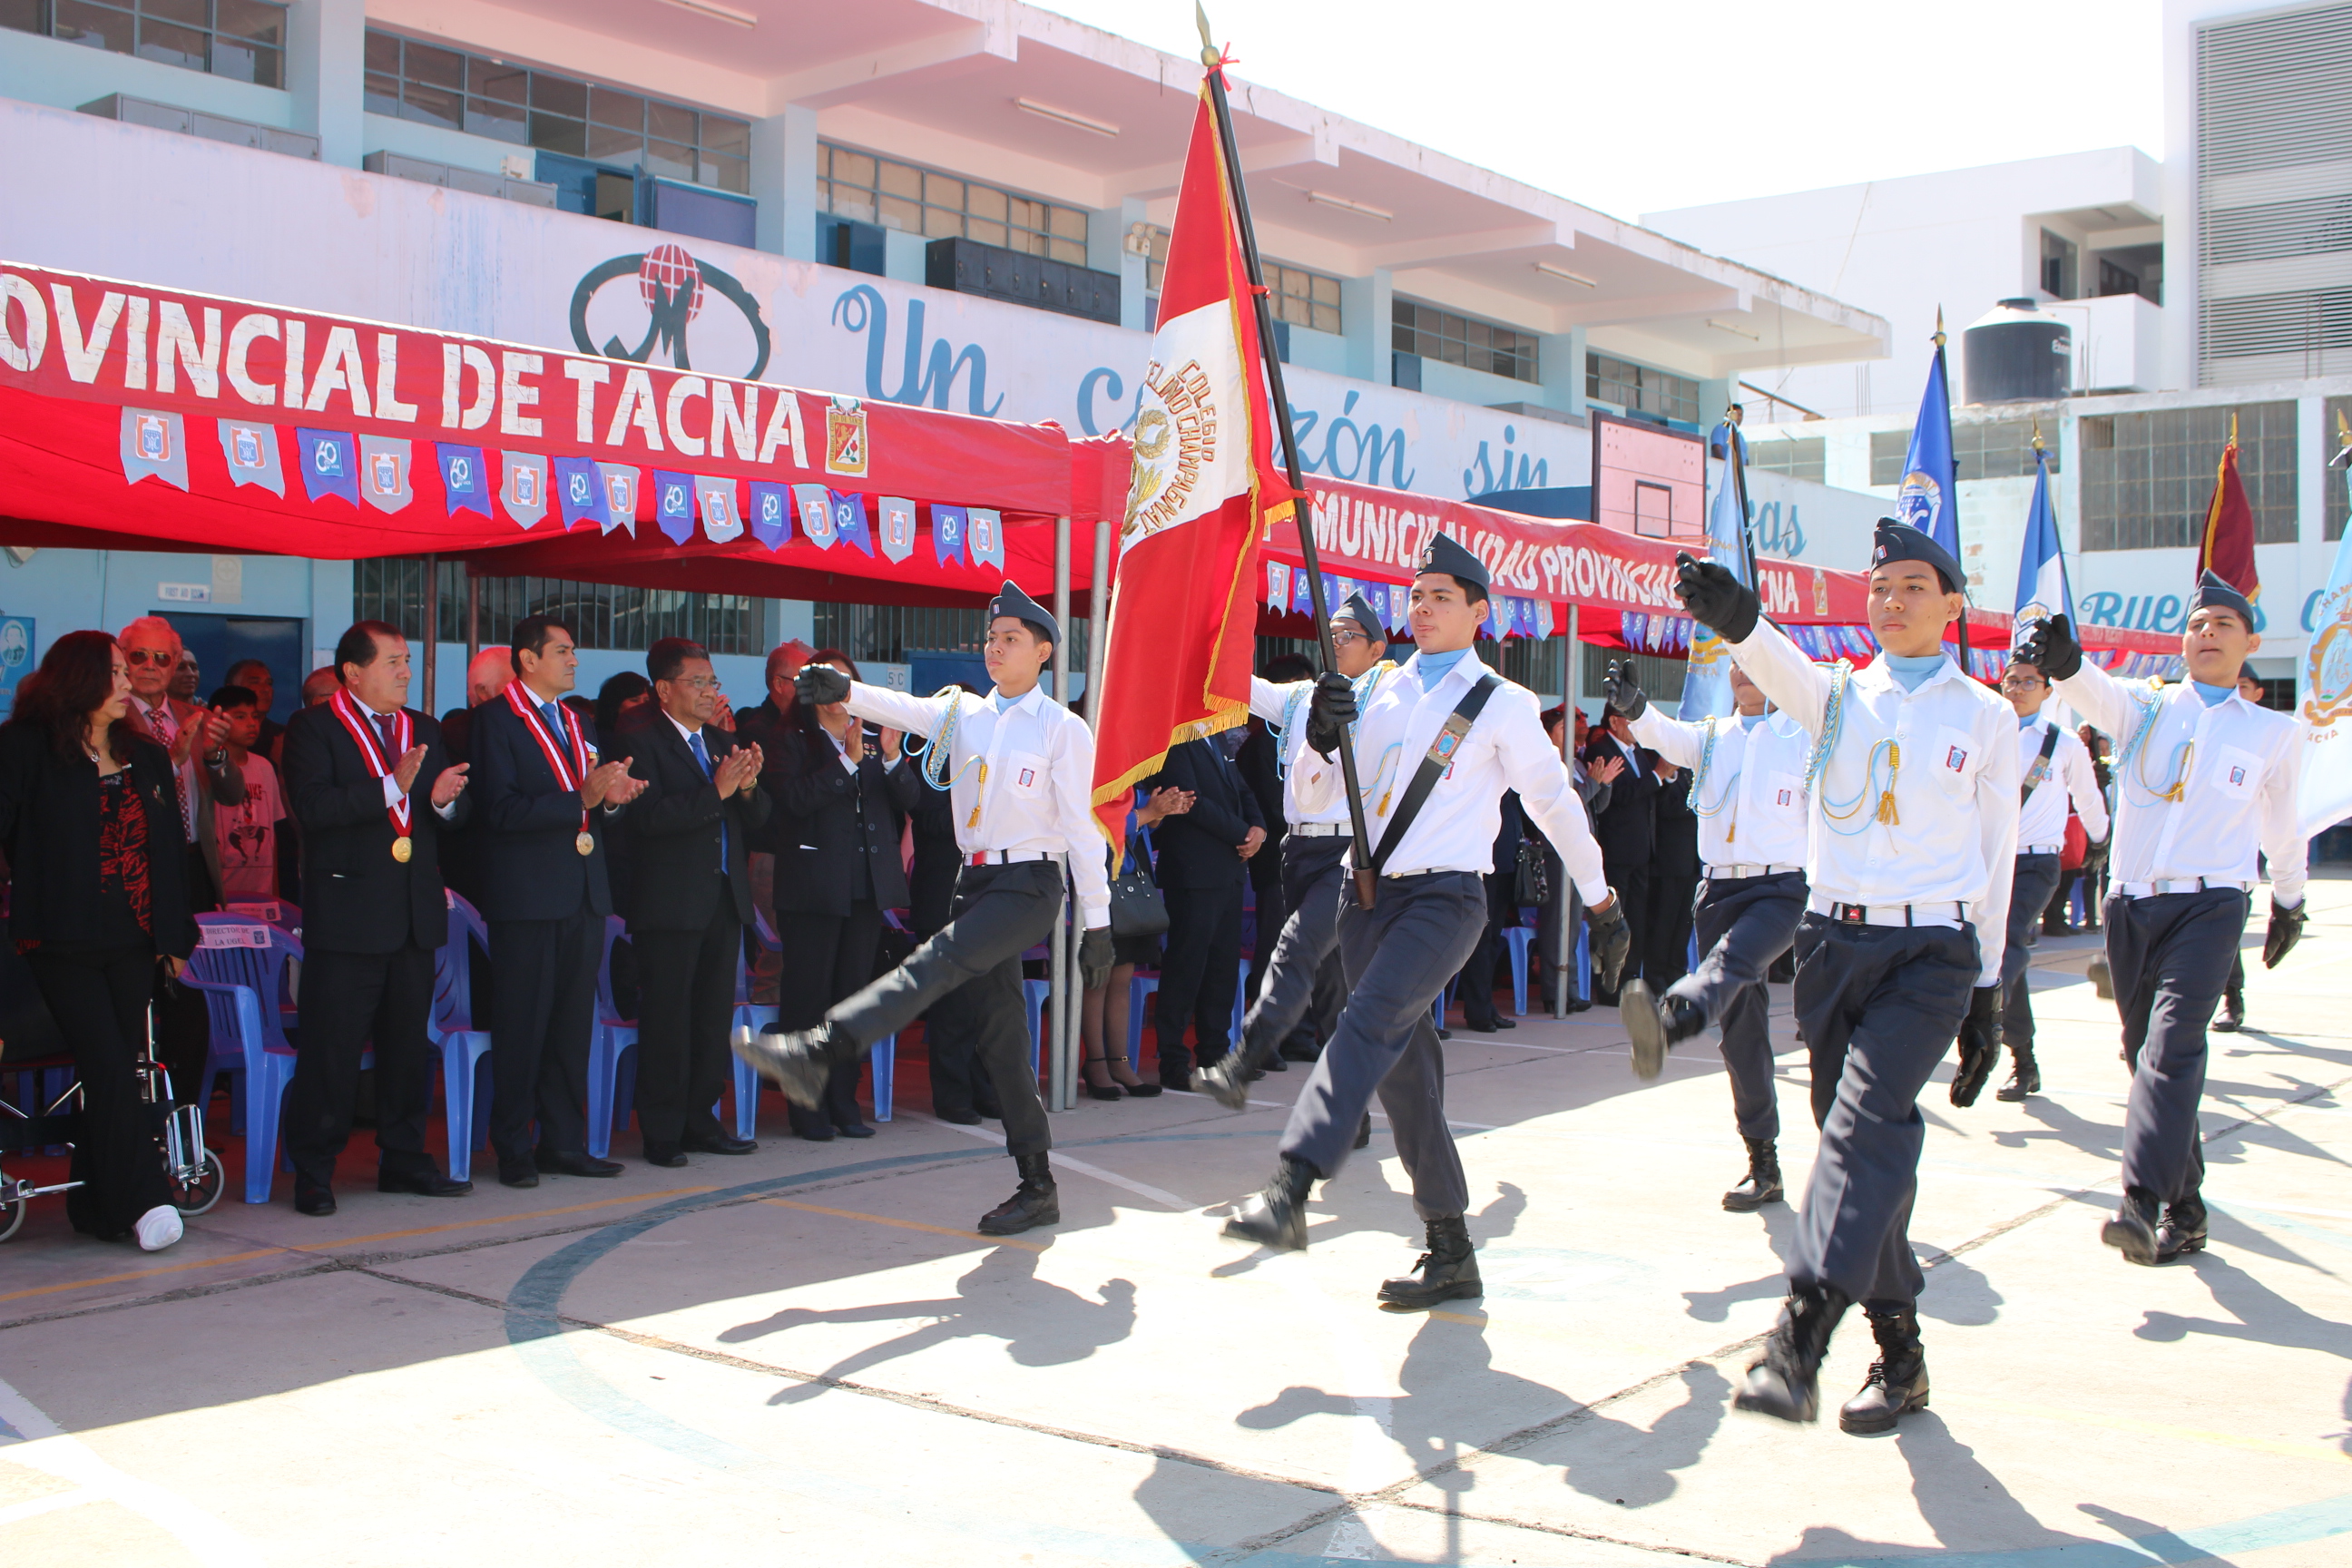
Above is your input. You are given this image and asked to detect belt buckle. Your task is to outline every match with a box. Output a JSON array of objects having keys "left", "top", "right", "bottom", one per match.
[{"left": 1832, "top": 902, "right": 1867, "bottom": 925}]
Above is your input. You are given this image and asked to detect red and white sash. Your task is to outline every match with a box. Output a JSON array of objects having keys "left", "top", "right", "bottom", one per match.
[
  {"left": 506, "top": 683, "right": 593, "bottom": 837},
  {"left": 328, "top": 688, "right": 414, "bottom": 842}
]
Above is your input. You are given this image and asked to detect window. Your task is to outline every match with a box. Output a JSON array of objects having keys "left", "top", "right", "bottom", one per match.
[
  {"left": 1745, "top": 436, "right": 1826, "bottom": 483},
  {"left": 1140, "top": 224, "right": 1169, "bottom": 296},
  {"left": 818, "top": 144, "right": 1086, "bottom": 267},
  {"left": 1268, "top": 263, "right": 1343, "bottom": 337},
  {"left": 362, "top": 30, "right": 749, "bottom": 194},
  {"left": 5, "top": 0, "right": 285, "bottom": 86},
  {"left": 2079, "top": 401, "right": 2298, "bottom": 552},
  {"left": 814, "top": 603, "right": 1090, "bottom": 671},
  {"left": 355, "top": 561, "right": 759, "bottom": 657},
  {"left": 1585, "top": 352, "right": 1696, "bottom": 423},
  {"left": 1867, "top": 420, "right": 2063, "bottom": 487},
  {"left": 2041, "top": 229, "right": 2079, "bottom": 299},
  {"left": 2327, "top": 395, "right": 2352, "bottom": 541},
  {"left": 1396, "top": 299, "right": 1538, "bottom": 383}
]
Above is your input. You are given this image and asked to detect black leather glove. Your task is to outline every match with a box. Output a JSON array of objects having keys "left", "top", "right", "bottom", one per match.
[
  {"left": 1305, "top": 671, "right": 1357, "bottom": 759},
  {"left": 1673, "top": 553, "right": 1760, "bottom": 643},
  {"left": 2263, "top": 898, "right": 2307, "bottom": 969},
  {"left": 1949, "top": 985, "right": 2003, "bottom": 1107},
  {"left": 1602, "top": 660, "right": 1648, "bottom": 721},
  {"left": 1585, "top": 892, "right": 1632, "bottom": 995},
  {"left": 794, "top": 662, "right": 851, "bottom": 706},
  {"left": 1080, "top": 926, "right": 1114, "bottom": 992},
  {"left": 2014, "top": 612, "right": 2083, "bottom": 682},
  {"left": 2083, "top": 834, "right": 2110, "bottom": 870}
]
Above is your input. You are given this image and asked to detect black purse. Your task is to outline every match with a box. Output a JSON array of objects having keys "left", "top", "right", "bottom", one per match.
[
  {"left": 1109, "top": 836, "right": 1170, "bottom": 938},
  {"left": 1513, "top": 838, "right": 1550, "bottom": 907}
]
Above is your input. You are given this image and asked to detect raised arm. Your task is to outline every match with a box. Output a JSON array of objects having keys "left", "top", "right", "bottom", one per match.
[
  {"left": 2049, "top": 658, "right": 2140, "bottom": 744},
  {"left": 1494, "top": 694, "right": 1610, "bottom": 906},
  {"left": 1250, "top": 674, "right": 1310, "bottom": 727},
  {"left": 1626, "top": 708, "right": 1710, "bottom": 769},
  {"left": 841, "top": 681, "right": 953, "bottom": 739},
  {"left": 1725, "top": 619, "right": 1833, "bottom": 738}
]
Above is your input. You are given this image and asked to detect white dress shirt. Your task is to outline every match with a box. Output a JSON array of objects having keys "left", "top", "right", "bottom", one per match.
[
  {"left": 2052, "top": 663, "right": 2306, "bottom": 906},
  {"left": 2014, "top": 710, "right": 2111, "bottom": 853},
  {"left": 1629, "top": 707, "right": 1814, "bottom": 873},
  {"left": 1248, "top": 665, "right": 1394, "bottom": 828},
  {"left": 844, "top": 681, "right": 1111, "bottom": 928},
  {"left": 1290, "top": 649, "right": 1609, "bottom": 903},
  {"left": 352, "top": 693, "right": 460, "bottom": 820},
  {"left": 1729, "top": 622, "right": 2020, "bottom": 987}
]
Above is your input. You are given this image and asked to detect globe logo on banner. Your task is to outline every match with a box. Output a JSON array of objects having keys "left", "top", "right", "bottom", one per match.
[
  {"left": 314, "top": 442, "right": 342, "bottom": 475},
  {"left": 568, "top": 245, "right": 770, "bottom": 379},
  {"left": 640, "top": 244, "right": 706, "bottom": 319},
  {"left": 1896, "top": 469, "right": 1941, "bottom": 535}
]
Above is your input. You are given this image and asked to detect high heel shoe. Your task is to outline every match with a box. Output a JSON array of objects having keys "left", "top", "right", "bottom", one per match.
[{"left": 1082, "top": 1044, "right": 1125, "bottom": 1102}]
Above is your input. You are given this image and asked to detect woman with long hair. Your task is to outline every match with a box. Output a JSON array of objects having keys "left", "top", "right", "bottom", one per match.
[
  {"left": 768, "top": 649, "right": 918, "bottom": 1140},
  {"left": 0, "top": 631, "right": 201, "bottom": 1249}
]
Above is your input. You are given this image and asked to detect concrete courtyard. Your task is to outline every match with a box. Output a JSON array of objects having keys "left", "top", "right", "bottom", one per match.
[{"left": 3, "top": 873, "right": 2347, "bottom": 1566}]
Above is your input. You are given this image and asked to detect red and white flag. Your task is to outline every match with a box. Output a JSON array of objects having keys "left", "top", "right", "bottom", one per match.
[{"left": 1089, "top": 74, "right": 1287, "bottom": 838}]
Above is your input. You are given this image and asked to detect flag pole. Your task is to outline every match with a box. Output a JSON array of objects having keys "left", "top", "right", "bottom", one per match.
[
  {"left": 1934, "top": 309, "right": 1973, "bottom": 675},
  {"left": 1197, "top": 18, "right": 1378, "bottom": 909}
]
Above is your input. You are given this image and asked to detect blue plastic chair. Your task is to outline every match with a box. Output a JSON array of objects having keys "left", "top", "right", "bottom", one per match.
[
  {"left": 1024, "top": 977, "right": 1051, "bottom": 1077},
  {"left": 185, "top": 915, "right": 302, "bottom": 1203},
  {"left": 1126, "top": 972, "right": 1160, "bottom": 1070},
  {"left": 428, "top": 892, "right": 495, "bottom": 1181},
  {"left": 1504, "top": 926, "right": 1534, "bottom": 1016},
  {"left": 588, "top": 916, "right": 637, "bottom": 1159}
]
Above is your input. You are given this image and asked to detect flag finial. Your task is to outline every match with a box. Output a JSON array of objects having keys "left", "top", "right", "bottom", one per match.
[
  {"left": 1933, "top": 307, "right": 1945, "bottom": 350},
  {"left": 1195, "top": 3, "right": 1220, "bottom": 67},
  {"left": 2229, "top": 409, "right": 2239, "bottom": 447}
]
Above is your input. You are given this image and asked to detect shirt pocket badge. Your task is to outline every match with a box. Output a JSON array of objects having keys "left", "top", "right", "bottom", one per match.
[
  {"left": 2206, "top": 743, "right": 2264, "bottom": 801},
  {"left": 1005, "top": 750, "right": 1049, "bottom": 793},
  {"left": 1767, "top": 771, "right": 1804, "bottom": 810},
  {"left": 1933, "top": 725, "right": 1978, "bottom": 792}
]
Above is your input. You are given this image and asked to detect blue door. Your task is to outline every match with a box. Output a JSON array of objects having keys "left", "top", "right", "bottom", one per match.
[{"left": 161, "top": 612, "right": 306, "bottom": 720}]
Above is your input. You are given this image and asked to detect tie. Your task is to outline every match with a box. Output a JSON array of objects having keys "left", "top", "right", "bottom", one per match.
[
  {"left": 374, "top": 710, "right": 397, "bottom": 759},
  {"left": 147, "top": 702, "right": 196, "bottom": 840},
  {"left": 543, "top": 701, "right": 565, "bottom": 737},
  {"left": 689, "top": 730, "right": 728, "bottom": 875}
]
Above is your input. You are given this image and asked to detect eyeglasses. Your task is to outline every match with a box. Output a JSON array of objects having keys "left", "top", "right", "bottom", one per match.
[
  {"left": 1999, "top": 671, "right": 2047, "bottom": 690},
  {"left": 672, "top": 676, "right": 720, "bottom": 691},
  {"left": 122, "top": 649, "right": 175, "bottom": 667}
]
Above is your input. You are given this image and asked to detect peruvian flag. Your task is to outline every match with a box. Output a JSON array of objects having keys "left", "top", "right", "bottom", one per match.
[
  {"left": 1088, "top": 74, "right": 1287, "bottom": 838},
  {"left": 2200, "top": 420, "right": 2259, "bottom": 602}
]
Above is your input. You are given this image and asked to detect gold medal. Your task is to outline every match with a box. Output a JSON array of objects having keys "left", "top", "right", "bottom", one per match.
[
  {"left": 390, "top": 835, "right": 412, "bottom": 864},
  {"left": 576, "top": 830, "right": 594, "bottom": 857}
]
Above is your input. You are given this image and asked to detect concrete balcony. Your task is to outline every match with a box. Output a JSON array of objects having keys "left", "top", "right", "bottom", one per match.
[{"left": 2053, "top": 291, "right": 2163, "bottom": 394}]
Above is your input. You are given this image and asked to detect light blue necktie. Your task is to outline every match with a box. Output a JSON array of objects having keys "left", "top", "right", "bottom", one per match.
[{"left": 690, "top": 730, "right": 728, "bottom": 874}]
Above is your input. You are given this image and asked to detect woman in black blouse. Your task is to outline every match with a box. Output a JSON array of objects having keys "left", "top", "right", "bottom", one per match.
[
  {"left": 769, "top": 650, "right": 921, "bottom": 1140},
  {"left": 0, "top": 632, "right": 200, "bottom": 1248}
]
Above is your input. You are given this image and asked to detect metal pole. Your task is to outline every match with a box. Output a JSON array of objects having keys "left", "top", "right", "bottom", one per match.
[
  {"left": 421, "top": 554, "right": 439, "bottom": 717},
  {"left": 1084, "top": 516, "right": 1112, "bottom": 728},
  {"left": 1934, "top": 315, "right": 1973, "bottom": 674},
  {"left": 1552, "top": 603, "right": 1580, "bottom": 1018},
  {"left": 466, "top": 564, "right": 481, "bottom": 669},
  {"left": 1051, "top": 514, "right": 1075, "bottom": 1112},
  {"left": 1200, "top": 61, "right": 1378, "bottom": 910}
]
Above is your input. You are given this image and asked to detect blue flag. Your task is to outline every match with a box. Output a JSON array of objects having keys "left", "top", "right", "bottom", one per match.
[
  {"left": 1896, "top": 346, "right": 1959, "bottom": 560},
  {"left": 749, "top": 482, "right": 791, "bottom": 550},
  {"left": 294, "top": 428, "right": 359, "bottom": 508},
  {"left": 2011, "top": 445, "right": 2071, "bottom": 646},
  {"left": 932, "top": 505, "right": 967, "bottom": 566},
  {"left": 1680, "top": 419, "right": 1755, "bottom": 720},
  {"left": 552, "top": 456, "right": 609, "bottom": 532},
  {"left": 652, "top": 470, "right": 696, "bottom": 545},
  {"left": 830, "top": 489, "right": 874, "bottom": 556},
  {"left": 436, "top": 443, "right": 491, "bottom": 518}
]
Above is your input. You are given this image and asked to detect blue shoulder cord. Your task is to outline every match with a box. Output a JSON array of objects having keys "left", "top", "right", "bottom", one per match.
[{"left": 901, "top": 687, "right": 987, "bottom": 792}]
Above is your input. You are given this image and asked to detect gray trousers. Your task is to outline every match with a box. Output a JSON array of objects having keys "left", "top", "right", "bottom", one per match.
[
  {"left": 1240, "top": 834, "right": 1349, "bottom": 1067},
  {"left": 830, "top": 858, "right": 1059, "bottom": 1159},
  {"left": 1280, "top": 870, "right": 1486, "bottom": 1221},
  {"left": 2108, "top": 887, "right": 2248, "bottom": 1205},
  {"left": 1789, "top": 916, "right": 1979, "bottom": 1307},
  {"left": 1671, "top": 870, "right": 1805, "bottom": 1142},
  {"left": 2000, "top": 854, "right": 2063, "bottom": 1058}
]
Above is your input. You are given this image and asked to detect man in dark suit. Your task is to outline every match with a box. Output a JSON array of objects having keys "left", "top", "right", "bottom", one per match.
[
  {"left": 1647, "top": 760, "right": 1702, "bottom": 988},
  {"left": 472, "top": 614, "right": 648, "bottom": 1187},
  {"left": 1142, "top": 732, "right": 1265, "bottom": 1088},
  {"left": 1583, "top": 703, "right": 1661, "bottom": 1000},
  {"left": 1235, "top": 660, "right": 1297, "bottom": 1054},
  {"left": 279, "top": 621, "right": 474, "bottom": 1216},
  {"left": 614, "top": 638, "right": 769, "bottom": 1167}
]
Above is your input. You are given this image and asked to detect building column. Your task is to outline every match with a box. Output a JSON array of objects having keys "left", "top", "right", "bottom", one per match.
[
  {"left": 1538, "top": 325, "right": 1586, "bottom": 418},
  {"left": 1088, "top": 198, "right": 1149, "bottom": 332},
  {"left": 284, "top": 0, "right": 365, "bottom": 167},
  {"left": 1341, "top": 268, "right": 1392, "bottom": 385},
  {"left": 751, "top": 103, "right": 819, "bottom": 260},
  {"left": 1698, "top": 376, "right": 1737, "bottom": 433}
]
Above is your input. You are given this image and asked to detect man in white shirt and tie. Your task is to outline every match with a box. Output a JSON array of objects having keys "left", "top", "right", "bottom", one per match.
[
  {"left": 2016, "top": 573, "right": 2307, "bottom": 1267},
  {"left": 1197, "top": 591, "right": 1395, "bottom": 1110},
  {"left": 737, "top": 583, "right": 1111, "bottom": 1238},
  {"left": 1680, "top": 518, "right": 2018, "bottom": 1436},
  {"left": 1218, "top": 534, "right": 1632, "bottom": 1310},
  {"left": 1993, "top": 653, "right": 2112, "bottom": 1102},
  {"left": 1612, "top": 657, "right": 1813, "bottom": 1211}
]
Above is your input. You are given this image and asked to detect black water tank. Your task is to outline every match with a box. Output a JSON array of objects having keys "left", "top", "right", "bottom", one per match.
[{"left": 1963, "top": 298, "right": 2071, "bottom": 403}]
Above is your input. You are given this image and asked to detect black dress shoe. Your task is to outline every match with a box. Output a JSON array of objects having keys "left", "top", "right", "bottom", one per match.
[
  {"left": 1084, "top": 1081, "right": 1124, "bottom": 1102},
  {"left": 1121, "top": 1080, "right": 1162, "bottom": 1098},
  {"left": 832, "top": 1121, "right": 876, "bottom": 1140},
  {"left": 936, "top": 1106, "right": 983, "bottom": 1125},
  {"left": 681, "top": 1132, "right": 757, "bottom": 1156},
  {"left": 293, "top": 1184, "right": 337, "bottom": 1217},
  {"left": 642, "top": 1144, "right": 689, "bottom": 1169},
  {"left": 535, "top": 1149, "right": 625, "bottom": 1178},
  {"left": 498, "top": 1160, "right": 539, "bottom": 1190},
  {"left": 789, "top": 1115, "right": 837, "bottom": 1142},
  {"left": 378, "top": 1170, "right": 472, "bottom": 1198}
]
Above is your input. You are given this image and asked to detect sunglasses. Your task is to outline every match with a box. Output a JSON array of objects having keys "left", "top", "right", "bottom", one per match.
[{"left": 122, "top": 649, "right": 176, "bottom": 667}]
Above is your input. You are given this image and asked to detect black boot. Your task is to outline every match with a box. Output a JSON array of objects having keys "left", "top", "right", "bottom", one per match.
[
  {"left": 1222, "top": 1155, "right": 1318, "bottom": 1250},
  {"left": 1995, "top": 1049, "right": 2041, "bottom": 1102},
  {"left": 1722, "top": 1137, "right": 1783, "bottom": 1211},
  {"left": 1838, "top": 1303, "right": 1930, "bottom": 1435},
  {"left": 977, "top": 1153, "right": 1060, "bottom": 1236},
  {"left": 2101, "top": 1186, "right": 2162, "bottom": 1265},
  {"left": 734, "top": 1023, "right": 840, "bottom": 1110},
  {"left": 2156, "top": 1193, "right": 2209, "bottom": 1262},
  {"left": 2214, "top": 988, "right": 2244, "bottom": 1033},
  {"left": 1622, "top": 981, "right": 1704, "bottom": 1082},
  {"left": 1734, "top": 1281, "right": 1851, "bottom": 1424},
  {"left": 1194, "top": 1049, "right": 1256, "bottom": 1110},
  {"left": 1377, "top": 1216, "right": 1483, "bottom": 1309}
]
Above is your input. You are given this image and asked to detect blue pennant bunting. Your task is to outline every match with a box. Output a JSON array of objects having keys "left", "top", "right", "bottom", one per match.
[
  {"left": 749, "top": 481, "right": 791, "bottom": 550},
  {"left": 436, "top": 443, "right": 490, "bottom": 517},
  {"left": 652, "top": 470, "right": 696, "bottom": 545},
  {"left": 294, "top": 428, "right": 359, "bottom": 507},
  {"left": 552, "top": 456, "right": 610, "bottom": 532},
  {"left": 831, "top": 489, "right": 874, "bottom": 556},
  {"left": 932, "top": 505, "right": 967, "bottom": 566},
  {"left": 792, "top": 483, "right": 835, "bottom": 547}
]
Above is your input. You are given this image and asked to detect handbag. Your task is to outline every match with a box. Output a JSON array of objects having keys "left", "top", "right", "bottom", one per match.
[
  {"left": 2061, "top": 812, "right": 2088, "bottom": 871},
  {"left": 1109, "top": 835, "right": 1170, "bottom": 938},
  {"left": 1513, "top": 838, "right": 1549, "bottom": 907}
]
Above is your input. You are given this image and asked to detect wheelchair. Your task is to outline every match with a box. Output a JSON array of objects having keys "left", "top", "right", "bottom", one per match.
[{"left": 1, "top": 1002, "right": 225, "bottom": 1241}]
